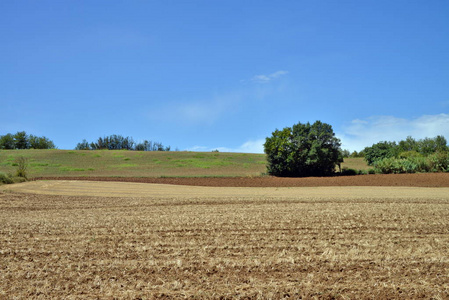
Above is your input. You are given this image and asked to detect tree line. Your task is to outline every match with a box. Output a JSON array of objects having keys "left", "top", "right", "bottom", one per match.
[
  {"left": 0, "top": 131, "right": 55, "bottom": 149},
  {"left": 75, "top": 135, "right": 171, "bottom": 151},
  {"left": 363, "top": 136, "right": 448, "bottom": 165},
  {"left": 362, "top": 136, "right": 448, "bottom": 174}
]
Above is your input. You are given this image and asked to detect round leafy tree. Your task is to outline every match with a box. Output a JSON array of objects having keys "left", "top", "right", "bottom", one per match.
[{"left": 264, "top": 121, "right": 342, "bottom": 177}]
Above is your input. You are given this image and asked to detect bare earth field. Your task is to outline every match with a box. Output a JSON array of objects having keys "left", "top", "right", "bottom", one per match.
[
  {"left": 1, "top": 177, "right": 449, "bottom": 299},
  {"left": 36, "top": 172, "right": 449, "bottom": 187}
]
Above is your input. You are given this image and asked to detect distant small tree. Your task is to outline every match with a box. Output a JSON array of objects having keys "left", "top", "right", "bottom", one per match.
[
  {"left": 349, "top": 150, "right": 364, "bottom": 158},
  {"left": 340, "top": 149, "right": 351, "bottom": 158},
  {"left": 135, "top": 140, "right": 154, "bottom": 151},
  {"left": 397, "top": 136, "right": 418, "bottom": 153},
  {"left": 264, "top": 121, "right": 342, "bottom": 177},
  {"left": 14, "top": 131, "right": 29, "bottom": 149},
  {"left": 0, "top": 133, "right": 15, "bottom": 149},
  {"left": 75, "top": 139, "right": 91, "bottom": 150},
  {"left": 135, "top": 142, "right": 145, "bottom": 151},
  {"left": 434, "top": 135, "right": 449, "bottom": 152},
  {"left": 29, "top": 135, "right": 56, "bottom": 149}
]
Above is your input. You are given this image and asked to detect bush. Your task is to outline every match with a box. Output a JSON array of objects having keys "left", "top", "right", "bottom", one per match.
[
  {"left": 373, "top": 157, "right": 405, "bottom": 174},
  {"left": 341, "top": 168, "right": 358, "bottom": 176},
  {"left": 400, "top": 159, "right": 418, "bottom": 173},
  {"left": 410, "top": 156, "right": 432, "bottom": 173},
  {"left": 264, "top": 121, "right": 342, "bottom": 177},
  {"left": 0, "top": 172, "right": 13, "bottom": 184},
  {"left": 399, "top": 151, "right": 422, "bottom": 159},
  {"left": 14, "top": 156, "right": 28, "bottom": 179},
  {"left": 427, "top": 152, "right": 449, "bottom": 172}
]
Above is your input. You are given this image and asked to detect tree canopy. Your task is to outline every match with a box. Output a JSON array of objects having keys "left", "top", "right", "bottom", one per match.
[{"left": 264, "top": 121, "right": 342, "bottom": 177}]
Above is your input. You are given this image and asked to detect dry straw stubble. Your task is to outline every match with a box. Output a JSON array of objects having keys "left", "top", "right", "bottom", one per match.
[{"left": 1, "top": 183, "right": 449, "bottom": 298}]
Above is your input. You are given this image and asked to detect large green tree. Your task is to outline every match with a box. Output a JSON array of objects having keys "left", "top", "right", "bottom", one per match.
[{"left": 264, "top": 121, "right": 342, "bottom": 177}]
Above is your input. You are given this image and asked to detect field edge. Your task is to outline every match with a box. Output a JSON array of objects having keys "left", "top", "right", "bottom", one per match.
[{"left": 31, "top": 172, "right": 449, "bottom": 187}]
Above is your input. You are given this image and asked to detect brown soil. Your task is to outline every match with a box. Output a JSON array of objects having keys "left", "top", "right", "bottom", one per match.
[
  {"left": 2, "top": 189, "right": 449, "bottom": 298},
  {"left": 3, "top": 175, "right": 449, "bottom": 298},
  {"left": 35, "top": 172, "right": 449, "bottom": 187}
]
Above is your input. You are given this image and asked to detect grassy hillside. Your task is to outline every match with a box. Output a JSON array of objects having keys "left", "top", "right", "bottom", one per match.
[
  {"left": 0, "top": 150, "right": 267, "bottom": 178},
  {"left": 0, "top": 150, "right": 368, "bottom": 178}
]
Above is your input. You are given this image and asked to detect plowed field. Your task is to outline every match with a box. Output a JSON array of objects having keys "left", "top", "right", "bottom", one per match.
[
  {"left": 35, "top": 172, "right": 449, "bottom": 187},
  {"left": 1, "top": 176, "right": 449, "bottom": 299}
]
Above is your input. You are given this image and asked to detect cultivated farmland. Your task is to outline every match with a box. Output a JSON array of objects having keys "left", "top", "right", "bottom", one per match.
[{"left": 1, "top": 181, "right": 449, "bottom": 298}]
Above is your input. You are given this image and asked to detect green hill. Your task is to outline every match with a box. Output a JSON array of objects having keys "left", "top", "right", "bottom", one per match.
[
  {"left": 0, "top": 150, "right": 369, "bottom": 178},
  {"left": 0, "top": 150, "right": 267, "bottom": 178}
]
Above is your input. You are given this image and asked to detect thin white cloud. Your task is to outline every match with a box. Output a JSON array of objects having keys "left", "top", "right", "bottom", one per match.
[
  {"left": 338, "top": 113, "right": 449, "bottom": 151},
  {"left": 150, "top": 70, "right": 289, "bottom": 125},
  {"left": 148, "top": 92, "right": 241, "bottom": 125},
  {"left": 252, "top": 75, "right": 271, "bottom": 83},
  {"left": 238, "top": 139, "right": 265, "bottom": 153},
  {"left": 187, "top": 138, "right": 265, "bottom": 154},
  {"left": 186, "top": 145, "right": 210, "bottom": 152},
  {"left": 251, "top": 70, "right": 289, "bottom": 83},
  {"left": 177, "top": 102, "right": 222, "bottom": 124},
  {"left": 270, "top": 70, "right": 289, "bottom": 78}
]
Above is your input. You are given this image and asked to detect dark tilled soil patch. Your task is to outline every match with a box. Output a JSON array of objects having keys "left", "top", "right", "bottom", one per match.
[{"left": 34, "top": 173, "right": 449, "bottom": 187}]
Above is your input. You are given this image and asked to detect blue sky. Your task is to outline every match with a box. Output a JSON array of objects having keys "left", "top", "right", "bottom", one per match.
[{"left": 1, "top": 1, "right": 449, "bottom": 152}]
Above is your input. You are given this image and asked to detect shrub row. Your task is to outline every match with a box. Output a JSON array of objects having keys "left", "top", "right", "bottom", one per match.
[
  {"left": 373, "top": 152, "right": 449, "bottom": 174},
  {"left": 364, "top": 136, "right": 448, "bottom": 166}
]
